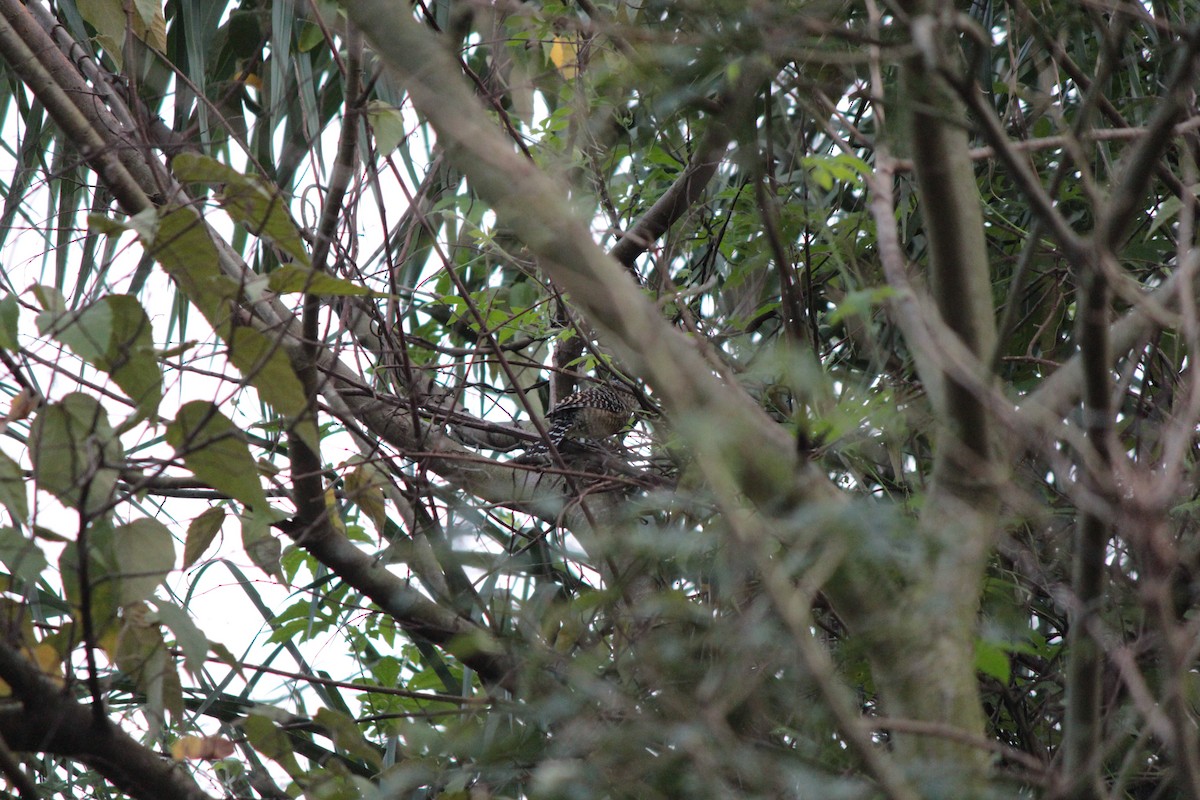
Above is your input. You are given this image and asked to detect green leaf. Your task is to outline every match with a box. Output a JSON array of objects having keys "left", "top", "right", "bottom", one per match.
[
  {"left": 344, "top": 463, "right": 388, "bottom": 534},
  {"left": 266, "top": 264, "right": 372, "bottom": 296},
  {"left": 59, "top": 520, "right": 121, "bottom": 637},
  {"left": 225, "top": 326, "right": 317, "bottom": 450},
  {"left": 245, "top": 712, "right": 303, "bottom": 777},
  {"left": 974, "top": 640, "right": 1011, "bottom": 684},
  {"left": 0, "top": 294, "right": 19, "bottom": 351},
  {"left": 828, "top": 286, "right": 895, "bottom": 324},
  {"left": 147, "top": 206, "right": 240, "bottom": 323},
  {"left": 148, "top": 598, "right": 209, "bottom": 675},
  {"left": 36, "top": 295, "right": 163, "bottom": 421},
  {"left": 111, "top": 518, "right": 175, "bottom": 604},
  {"left": 1146, "top": 187, "right": 1200, "bottom": 238},
  {"left": 166, "top": 401, "right": 268, "bottom": 511},
  {"left": 87, "top": 212, "right": 133, "bottom": 237},
  {"left": 0, "top": 527, "right": 47, "bottom": 585},
  {"left": 297, "top": 20, "right": 325, "bottom": 52},
  {"left": 76, "top": 0, "right": 126, "bottom": 69},
  {"left": 241, "top": 509, "right": 283, "bottom": 583},
  {"left": 367, "top": 100, "right": 407, "bottom": 155},
  {"left": 30, "top": 285, "right": 65, "bottom": 315},
  {"left": 209, "top": 641, "right": 241, "bottom": 675},
  {"left": 315, "top": 707, "right": 383, "bottom": 768},
  {"left": 171, "top": 154, "right": 310, "bottom": 267},
  {"left": 141, "top": 206, "right": 314, "bottom": 445},
  {"left": 184, "top": 506, "right": 226, "bottom": 569},
  {"left": 29, "top": 393, "right": 121, "bottom": 515},
  {"left": 96, "top": 296, "right": 163, "bottom": 421},
  {"left": 37, "top": 296, "right": 110, "bottom": 363},
  {"left": 0, "top": 450, "right": 28, "bottom": 525},
  {"left": 110, "top": 602, "right": 183, "bottom": 725}
]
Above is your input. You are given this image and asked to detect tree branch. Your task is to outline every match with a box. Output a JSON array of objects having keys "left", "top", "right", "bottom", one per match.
[
  {"left": 0, "top": 643, "right": 215, "bottom": 800},
  {"left": 342, "top": 0, "right": 826, "bottom": 515}
]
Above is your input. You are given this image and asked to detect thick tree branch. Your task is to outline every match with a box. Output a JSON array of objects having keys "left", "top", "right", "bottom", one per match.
[
  {"left": 852, "top": 2, "right": 1000, "bottom": 787},
  {"left": 341, "top": 0, "right": 828, "bottom": 514},
  {"left": 1093, "top": 20, "right": 1200, "bottom": 255},
  {"left": 0, "top": 643, "right": 214, "bottom": 800},
  {"left": 277, "top": 510, "right": 520, "bottom": 689},
  {"left": 0, "top": 1, "right": 153, "bottom": 214},
  {"left": 0, "top": 0, "right": 533, "bottom": 706},
  {"left": 607, "top": 118, "right": 733, "bottom": 271},
  {"left": 1060, "top": 255, "right": 1112, "bottom": 800}
]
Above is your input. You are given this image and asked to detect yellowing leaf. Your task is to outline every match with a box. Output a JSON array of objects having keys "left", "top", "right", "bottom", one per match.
[
  {"left": 76, "top": 0, "right": 126, "bottom": 68},
  {"left": 241, "top": 509, "right": 284, "bottom": 583},
  {"left": 27, "top": 644, "right": 62, "bottom": 683},
  {"left": 131, "top": 0, "right": 167, "bottom": 52},
  {"left": 6, "top": 388, "right": 37, "bottom": 422},
  {"left": 172, "top": 735, "right": 235, "bottom": 761},
  {"left": 344, "top": 464, "right": 388, "bottom": 534},
  {"left": 548, "top": 38, "right": 580, "bottom": 79},
  {"left": 184, "top": 507, "right": 226, "bottom": 569},
  {"left": 324, "top": 486, "right": 346, "bottom": 534}
]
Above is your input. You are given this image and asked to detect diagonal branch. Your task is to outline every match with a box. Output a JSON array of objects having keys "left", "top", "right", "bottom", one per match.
[
  {"left": 342, "top": 0, "right": 826, "bottom": 515},
  {"left": 0, "top": 1, "right": 153, "bottom": 214},
  {"left": 607, "top": 118, "right": 733, "bottom": 271},
  {"left": 0, "top": 642, "right": 215, "bottom": 800}
]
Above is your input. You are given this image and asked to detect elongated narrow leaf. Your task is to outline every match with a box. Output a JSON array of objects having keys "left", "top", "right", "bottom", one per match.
[
  {"left": 166, "top": 401, "right": 268, "bottom": 511},
  {"left": 0, "top": 294, "right": 18, "bottom": 351},
  {"left": 267, "top": 264, "right": 372, "bottom": 296},
  {"left": 148, "top": 598, "right": 208, "bottom": 675}
]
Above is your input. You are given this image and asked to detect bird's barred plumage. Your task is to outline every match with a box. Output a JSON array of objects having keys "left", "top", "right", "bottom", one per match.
[{"left": 538, "top": 383, "right": 637, "bottom": 449}]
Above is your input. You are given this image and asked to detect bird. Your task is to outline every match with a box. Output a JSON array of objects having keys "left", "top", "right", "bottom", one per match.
[{"left": 533, "top": 381, "right": 638, "bottom": 452}]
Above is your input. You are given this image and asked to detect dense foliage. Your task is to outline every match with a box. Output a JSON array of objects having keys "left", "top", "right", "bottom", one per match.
[{"left": 0, "top": 0, "right": 1198, "bottom": 798}]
